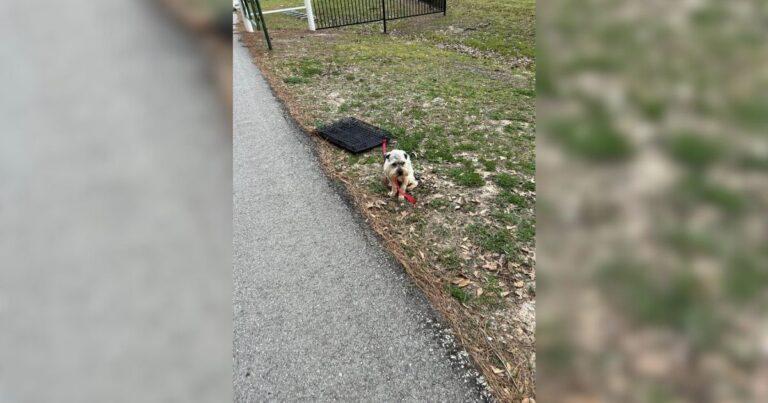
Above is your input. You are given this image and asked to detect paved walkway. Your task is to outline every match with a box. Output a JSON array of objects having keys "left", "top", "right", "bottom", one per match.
[
  {"left": 233, "top": 37, "right": 481, "bottom": 400},
  {"left": 0, "top": 2, "right": 231, "bottom": 402}
]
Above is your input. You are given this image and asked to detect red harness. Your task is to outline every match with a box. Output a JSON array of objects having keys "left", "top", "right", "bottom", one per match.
[{"left": 382, "top": 139, "right": 416, "bottom": 204}]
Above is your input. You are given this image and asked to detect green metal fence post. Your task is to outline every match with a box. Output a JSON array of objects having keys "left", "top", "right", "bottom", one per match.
[{"left": 253, "top": 0, "right": 272, "bottom": 50}]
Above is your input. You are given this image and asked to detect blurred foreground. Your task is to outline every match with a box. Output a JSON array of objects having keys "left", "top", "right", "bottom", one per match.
[
  {"left": 538, "top": 0, "right": 768, "bottom": 401},
  {"left": 0, "top": 1, "right": 231, "bottom": 401}
]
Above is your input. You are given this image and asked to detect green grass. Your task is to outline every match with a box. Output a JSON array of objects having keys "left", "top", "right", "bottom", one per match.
[
  {"left": 479, "top": 158, "right": 497, "bottom": 171},
  {"left": 467, "top": 224, "right": 516, "bottom": 255},
  {"left": 724, "top": 255, "right": 768, "bottom": 303},
  {"left": 473, "top": 276, "right": 505, "bottom": 308},
  {"left": 665, "top": 132, "right": 723, "bottom": 169},
  {"left": 516, "top": 219, "right": 535, "bottom": 243},
  {"left": 678, "top": 176, "right": 746, "bottom": 214},
  {"left": 395, "top": 131, "right": 425, "bottom": 153},
  {"left": 493, "top": 173, "right": 520, "bottom": 190},
  {"left": 549, "top": 104, "right": 633, "bottom": 162},
  {"left": 429, "top": 198, "right": 450, "bottom": 209},
  {"left": 368, "top": 179, "right": 388, "bottom": 194},
  {"left": 297, "top": 59, "right": 323, "bottom": 77},
  {"left": 448, "top": 166, "right": 485, "bottom": 187},
  {"left": 423, "top": 141, "right": 458, "bottom": 163},
  {"left": 448, "top": 285, "right": 471, "bottom": 303},
  {"left": 283, "top": 76, "right": 309, "bottom": 84},
  {"left": 438, "top": 249, "right": 462, "bottom": 270},
  {"left": 497, "top": 191, "right": 528, "bottom": 208},
  {"left": 597, "top": 261, "right": 721, "bottom": 348}
]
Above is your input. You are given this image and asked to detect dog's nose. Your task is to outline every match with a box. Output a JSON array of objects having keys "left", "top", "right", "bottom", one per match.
[{"left": 396, "top": 168, "right": 403, "bottom": 175}]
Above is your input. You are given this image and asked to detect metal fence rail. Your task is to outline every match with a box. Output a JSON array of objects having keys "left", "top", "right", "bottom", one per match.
[
  {"left": 240, "top": 0, "right": 273, "bottom": 50},
  {"left": 311, "top": 0, "right": 445, "bottom": 31}
]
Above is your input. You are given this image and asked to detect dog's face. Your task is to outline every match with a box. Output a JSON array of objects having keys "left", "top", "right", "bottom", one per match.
[{"left": 383, "top": 149, "right": 413, "bottom": 178}]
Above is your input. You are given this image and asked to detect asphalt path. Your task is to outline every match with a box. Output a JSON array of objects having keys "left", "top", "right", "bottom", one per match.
[{"left": 232, "top": 35, "right": 482, "bottom": 401}]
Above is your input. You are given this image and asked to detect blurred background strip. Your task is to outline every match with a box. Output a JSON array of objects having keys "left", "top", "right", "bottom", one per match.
[
  {"left": 537, "top": 0, "right": 768, "bottom": 402},
  {"left": 0, "top": 0, "right": 232, "bottom": 402}
]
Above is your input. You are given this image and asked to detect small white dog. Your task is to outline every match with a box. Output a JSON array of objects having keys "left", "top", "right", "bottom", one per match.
[{"left": 382, "top": 149, "right": 418, "bottom": 199}]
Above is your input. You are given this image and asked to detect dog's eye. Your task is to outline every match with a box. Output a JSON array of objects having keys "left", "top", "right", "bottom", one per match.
[
  {"left": 384, "top": 153, "right": 391, "bottom": 160},
  {"left": 404, "top": 153, "right": 409, "bottom": 160}
]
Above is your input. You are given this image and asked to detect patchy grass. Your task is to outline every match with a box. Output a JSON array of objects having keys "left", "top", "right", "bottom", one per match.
[
  {"left": 493, "top": 173, "right": 520, "bottom": 190},
  {"left": 467, "top": 224, "right": 516, "bottom": 256},
  {"left": 241, "top": 0, "right": 535, "bottom": 399},
  {"left": 449, "top": 284, "right": 472, "bottom": 303},
  {"left": 283, "top": 76, "right": 309, "bottom": 84},
  {"left": 438, "top": 249, "right": 462, "bottom": 270},
  {"left": 664, "top": 131, "right": 724, "bottom": 169},
  {"left": 448, "top": 165, "right": 485, "bottom": 187}
]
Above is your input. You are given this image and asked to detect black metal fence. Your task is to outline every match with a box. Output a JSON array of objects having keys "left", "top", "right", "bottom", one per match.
[
  {"left": 311, "top": 0, "right": 446, "bottom": 31},
  {"left": 240, "top": 0, "right": 272, "bottom": 50}
]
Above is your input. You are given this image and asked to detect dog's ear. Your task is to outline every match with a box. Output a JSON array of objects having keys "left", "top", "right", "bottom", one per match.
[
  {"left": 384, "top": 152, "right": 391, "bottom": 160},
  {"left": 404, "top": 152, "right": 409, "bottom": 160}
]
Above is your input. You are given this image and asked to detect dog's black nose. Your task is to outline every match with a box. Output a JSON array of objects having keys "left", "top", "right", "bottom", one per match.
[{"left": 396, "top": 168, "right": 403, "bottom": 175}]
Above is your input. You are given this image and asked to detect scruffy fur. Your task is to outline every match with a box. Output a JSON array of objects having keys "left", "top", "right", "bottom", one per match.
[{"left": 382, "top": 149, "right": 418, "bottom": 200}]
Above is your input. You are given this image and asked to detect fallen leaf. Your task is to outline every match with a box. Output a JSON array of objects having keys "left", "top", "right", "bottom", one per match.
[
  {"left": 514, "top": 281, "right": 525, "bottom": 288},
  {"left": 419, "top": 251, "right": 425, "bottom": 259},
  {"left": 482, "top": 262, "right": 498, "bottom": 271},
  {"left": 491, "top": 366, "right": 504, "bottom": 374},
  {"left": 451, "top": 278, "right": 471, "bottom": 287},
  {"left": 500, "top": 291, "right": 510, "bottom": 297},
  {"left": 476, "top": 288, "right": 483, "bottom": 297}
]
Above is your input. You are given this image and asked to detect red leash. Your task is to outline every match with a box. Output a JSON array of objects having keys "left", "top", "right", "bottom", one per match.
[{"left": 382, "top": 139, "right": 416, "bottom": 204}]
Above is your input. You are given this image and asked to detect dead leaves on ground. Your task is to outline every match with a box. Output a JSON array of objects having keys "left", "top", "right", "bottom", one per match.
[{"left": 451, "top": 277, "right": 472, "bottom": 288}]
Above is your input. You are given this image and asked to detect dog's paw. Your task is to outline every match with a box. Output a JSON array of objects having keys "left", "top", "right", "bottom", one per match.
[
  {"left": 408, "top": 180, "right": 419, "bottom": 189},
  {"left": 388, "top": 190, "right": 397, "bottom": 197}
]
